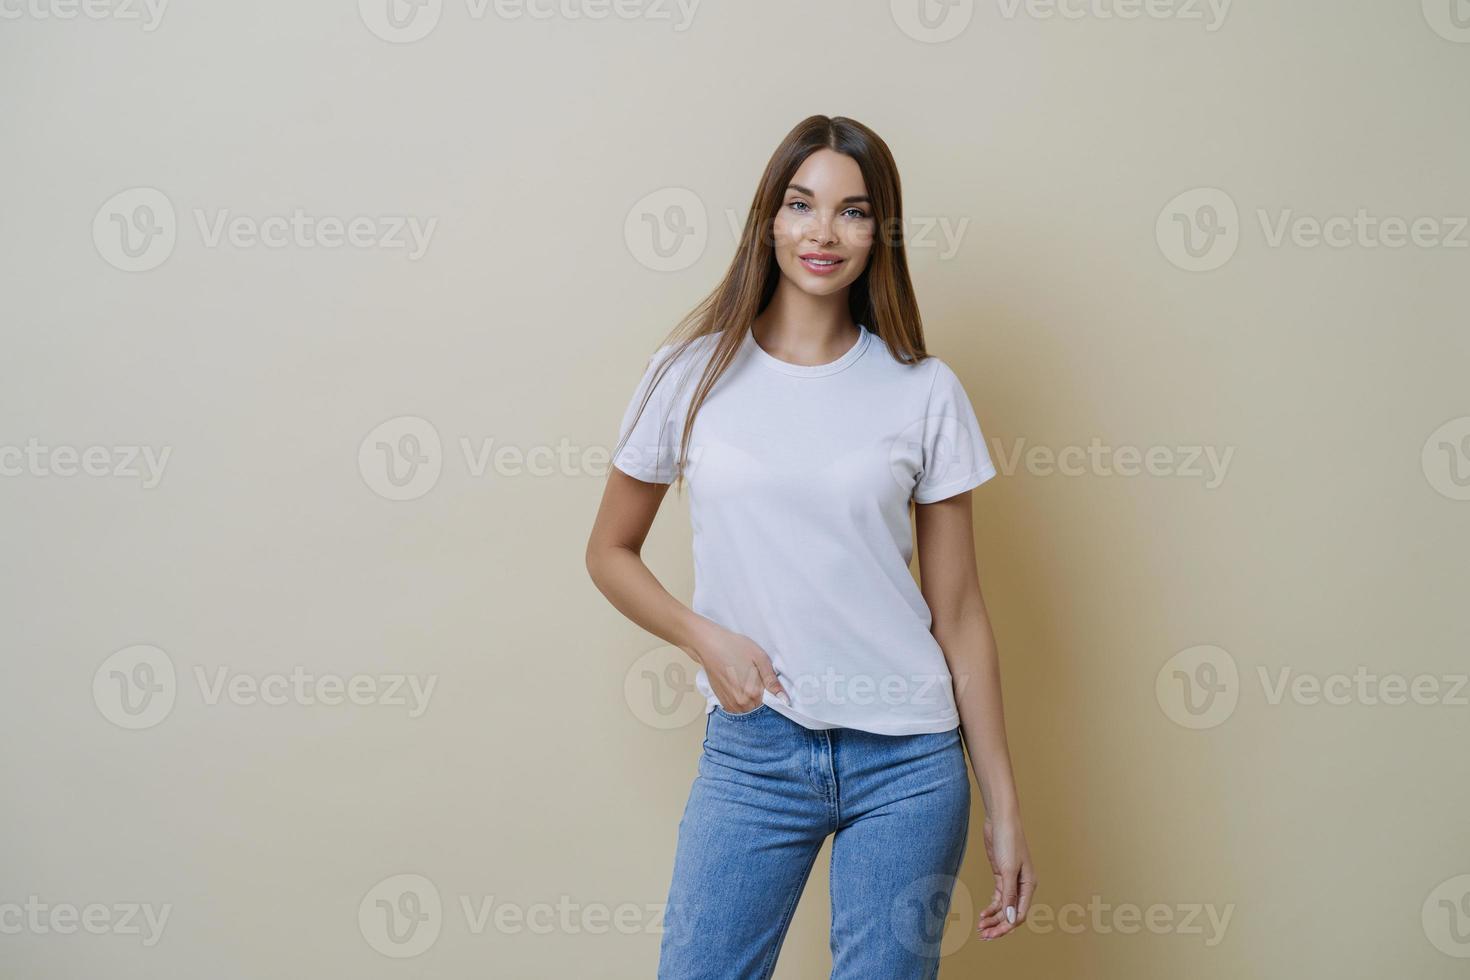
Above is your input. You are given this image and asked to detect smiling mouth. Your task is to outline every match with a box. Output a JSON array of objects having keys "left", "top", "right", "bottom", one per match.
[{"left": 799, "top": 255, "right": 845, "bottom": 272}]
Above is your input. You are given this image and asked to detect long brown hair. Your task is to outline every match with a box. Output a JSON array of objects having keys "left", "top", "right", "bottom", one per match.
[{"left": 616, "top": 114, "right": 931, "bottom": 492}]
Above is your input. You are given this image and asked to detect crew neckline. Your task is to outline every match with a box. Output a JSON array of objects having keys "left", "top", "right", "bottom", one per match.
[{"left": 743, "top": 323, "right": 871, "bottom": 378}]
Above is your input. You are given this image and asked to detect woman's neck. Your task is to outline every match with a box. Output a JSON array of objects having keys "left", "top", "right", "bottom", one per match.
[{"left": 751, "top": 287, "right": 858, "bottom": 366}]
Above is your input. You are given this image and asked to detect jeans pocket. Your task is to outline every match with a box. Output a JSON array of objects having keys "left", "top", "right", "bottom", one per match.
[{"left": 714, "top": 701, "right": 770, "bottom": 720}]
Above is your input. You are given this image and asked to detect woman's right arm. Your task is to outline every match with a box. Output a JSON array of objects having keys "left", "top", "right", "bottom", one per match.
[{"left": 585, "top": 467, "right": 788, "bottom": 712}]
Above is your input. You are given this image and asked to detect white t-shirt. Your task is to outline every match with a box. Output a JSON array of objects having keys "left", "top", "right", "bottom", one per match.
[{"left": 612, "top": 323, "right": 997, "bottom": 735}]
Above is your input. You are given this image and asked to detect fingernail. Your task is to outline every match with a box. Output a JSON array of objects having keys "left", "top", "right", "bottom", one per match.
[
  {"left": 1006, "top": 906, "right": 1016, "bottom": 924},
  {"left": 776, "top": 692, "right": 791, "bottom": 706}
]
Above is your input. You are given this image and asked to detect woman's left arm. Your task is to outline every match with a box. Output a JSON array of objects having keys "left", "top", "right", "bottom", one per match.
[{"left": 915, "top": 490, "right": 1037, "bottom": 941}]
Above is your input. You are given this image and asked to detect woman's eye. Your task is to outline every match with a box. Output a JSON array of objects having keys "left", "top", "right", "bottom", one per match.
[{"left": 786, "top": 201, "right": 868, "bottom": 219}]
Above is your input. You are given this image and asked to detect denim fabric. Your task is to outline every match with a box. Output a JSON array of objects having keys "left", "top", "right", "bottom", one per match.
[{"left": 658, "top": 702, "right": 971, "bottom": 979}]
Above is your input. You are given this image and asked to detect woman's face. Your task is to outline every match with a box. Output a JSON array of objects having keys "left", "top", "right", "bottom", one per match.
[{"left": 770, "top": 149, "right": 876, "bottom": 298}]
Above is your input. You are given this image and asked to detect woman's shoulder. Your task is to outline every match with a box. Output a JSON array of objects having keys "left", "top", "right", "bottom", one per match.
[
  {"left": 646, "top": 329, "right": 732, "bottom": 374},
  {"left": 865, "top": 329, "right": 949, "bottom": 381}
]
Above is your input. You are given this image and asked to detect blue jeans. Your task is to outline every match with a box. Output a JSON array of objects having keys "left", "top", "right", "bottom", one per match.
[{"left": 658, "top": 702, "right": 971, "bottom": 979}]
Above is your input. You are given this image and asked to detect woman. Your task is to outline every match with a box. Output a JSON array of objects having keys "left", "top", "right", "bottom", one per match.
[{"left": 586, "top": 114, "right": 1035, "bottom": 978}]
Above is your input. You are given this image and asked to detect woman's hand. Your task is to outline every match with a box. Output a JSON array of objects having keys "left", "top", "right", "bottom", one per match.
[
  {"left": 975, "top": 813, "right": 1036, "bottom": 941},
  {"left": 687, "top": 620, "right": 790, "bottom": 713}
]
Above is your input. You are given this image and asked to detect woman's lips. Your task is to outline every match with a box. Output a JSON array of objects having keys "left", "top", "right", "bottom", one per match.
[{"left": 799, "top": 255, "right": 844, "bottom": 276}]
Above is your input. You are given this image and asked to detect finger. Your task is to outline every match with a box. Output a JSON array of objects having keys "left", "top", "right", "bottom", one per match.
[
  {"left": 977, "top": 910, "right": 1010, "bottom": 939},
  {"left": 713, "top": 690, "right": 744, "bottom": 712},
  {"left": 979, "top": 879, "right": 1002, "bottom": 916},
  {"left": 1016, "top": 865, "right": 1037, "bottom": 923},
  {"left": 717, "top": 661, "right": 753, "bottom": 693},
  {"left": 976, "top": 888, "right": 1005, "bottom": 932},
  {"left": 1000, "top": 865, "right": 1020, "bottom": 928},
  {"left": 980, "top": 867, "right": 1024, "bottom": 940},
  {"left": 713, "top": 675, "right": 758, "bottom": 712},
  {"left": 756, "top": 659, "right": 791, "bottom": 705},
  {"left": 721, "top": 662, "right": 764, "bottom": 708},
  {"left": 976, "top": 910, "right": 1011, "bottom": 934}
]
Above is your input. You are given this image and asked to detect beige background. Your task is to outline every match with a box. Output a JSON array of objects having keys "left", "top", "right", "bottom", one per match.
[{"left": 3, "top": 0, "right": 1469, "bottom": 977}]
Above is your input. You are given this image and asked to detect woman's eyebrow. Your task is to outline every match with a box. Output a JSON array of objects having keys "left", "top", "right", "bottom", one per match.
[{"left": 786, "top": 183, "right": 871, "bottom": 205}]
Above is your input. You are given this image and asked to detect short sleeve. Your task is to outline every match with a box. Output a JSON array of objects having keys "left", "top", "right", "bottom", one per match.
[
  {"left": 611, "top": 344, "right": 682, "bottom": 484},
  {"left": 911, "top": 359, "right": 997, "bottom": 504}
]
